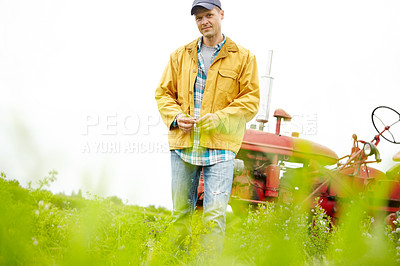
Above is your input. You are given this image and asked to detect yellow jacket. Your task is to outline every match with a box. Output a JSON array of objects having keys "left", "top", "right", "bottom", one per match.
[{"left": 155, "top": 37, "right": 260, "bottom": 154}]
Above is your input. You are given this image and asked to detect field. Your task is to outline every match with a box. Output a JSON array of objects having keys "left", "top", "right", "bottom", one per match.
[{"left": 1, "top": 171, "right": 400, "bottom": 265}]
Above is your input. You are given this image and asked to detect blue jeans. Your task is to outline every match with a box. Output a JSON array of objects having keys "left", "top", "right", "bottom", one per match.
[{"left": 170, "top": 151, "right": 234, "bottom": 251}]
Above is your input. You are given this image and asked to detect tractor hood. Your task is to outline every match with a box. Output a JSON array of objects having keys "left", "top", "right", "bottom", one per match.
[{"left": 240, "top": 129, "right": 338, "bottom": 165}]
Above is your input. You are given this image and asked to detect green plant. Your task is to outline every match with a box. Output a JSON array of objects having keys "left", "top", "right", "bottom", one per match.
[{"left": 1, "top": 171, "right": 400, "bottom": 265}]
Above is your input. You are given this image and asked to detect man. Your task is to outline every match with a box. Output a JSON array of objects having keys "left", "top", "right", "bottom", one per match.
[{"left": 155, "top": 0, "right": 260, "bottom": 252}]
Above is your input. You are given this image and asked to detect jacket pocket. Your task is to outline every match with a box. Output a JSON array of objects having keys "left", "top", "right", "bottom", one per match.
[{"left": 217, "top": 69, "right": 238, "bottom": 93}]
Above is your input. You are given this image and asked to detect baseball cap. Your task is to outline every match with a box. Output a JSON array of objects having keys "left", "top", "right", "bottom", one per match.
[{"left": 191, "top": 0, "right": 222, "bottom": 15}]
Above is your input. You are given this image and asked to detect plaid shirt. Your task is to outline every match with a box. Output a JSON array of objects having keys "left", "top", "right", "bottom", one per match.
[{"left": 175, "top": 36, "right": 236, "bottom": 166}]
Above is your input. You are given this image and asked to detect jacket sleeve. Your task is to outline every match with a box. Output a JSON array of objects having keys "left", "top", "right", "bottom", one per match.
[
  {"left": 155, "top": 52, "right": 183, "bottom": 129},
  {"left": 215, "top": 52, "right": 260, "bottom": 132}
]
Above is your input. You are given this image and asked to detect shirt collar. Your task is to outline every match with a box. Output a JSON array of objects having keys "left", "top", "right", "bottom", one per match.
[{"left": 197, "top": 34, "right": 226, "bottom": 52}]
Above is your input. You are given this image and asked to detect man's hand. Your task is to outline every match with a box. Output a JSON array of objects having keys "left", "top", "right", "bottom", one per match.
[
  {"left": 197, "top": 113, "right": 220, "bottom": 132},
  {"left": 176, "top": 113, "right": 197, "bottom": 133}
]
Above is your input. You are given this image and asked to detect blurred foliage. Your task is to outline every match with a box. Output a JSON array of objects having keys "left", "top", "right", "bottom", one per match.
[{"left": 1, "top": 171, "right": 400, "bottom": 265}]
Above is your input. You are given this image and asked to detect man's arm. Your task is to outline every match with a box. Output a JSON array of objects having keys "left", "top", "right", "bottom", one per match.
[
  {"left": 155, "top": 53, "right": 197, "bottom": 132},
  {"left": 155, "top": 53, "right": 183, "bottom": 129}
]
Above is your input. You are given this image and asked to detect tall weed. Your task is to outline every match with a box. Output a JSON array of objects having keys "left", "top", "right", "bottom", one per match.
[{"left": 1, "top": 171, "right": 399, "bottom": 265}]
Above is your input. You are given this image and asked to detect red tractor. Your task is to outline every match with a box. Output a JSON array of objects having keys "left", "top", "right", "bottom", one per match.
[
  {"left": 197, "top": 106, "right": 400, "bottom": 222},
  {"left": 230, "top": 106, "right": 400, "bottom": 220}
]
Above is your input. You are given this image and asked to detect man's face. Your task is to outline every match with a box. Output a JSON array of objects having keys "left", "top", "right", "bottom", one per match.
[{"left": 194, "top": 7, "right": 224, "bottom": 40}]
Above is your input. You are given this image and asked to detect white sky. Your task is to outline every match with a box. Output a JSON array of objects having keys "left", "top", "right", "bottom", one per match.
[{"left": 1, "top": 0, "right": 399, "bottom": 209}]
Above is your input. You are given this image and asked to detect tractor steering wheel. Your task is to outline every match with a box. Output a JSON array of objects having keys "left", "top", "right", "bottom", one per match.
[{"left": 371, "top": 106, "right": 400, "bottom": 144}]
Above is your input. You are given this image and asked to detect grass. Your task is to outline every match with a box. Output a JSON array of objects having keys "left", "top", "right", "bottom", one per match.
[{"left": 1, "top": 171, "right": 400, "bottom": 265}]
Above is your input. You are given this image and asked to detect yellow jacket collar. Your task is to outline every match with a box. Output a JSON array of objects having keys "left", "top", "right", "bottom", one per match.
[{"left": 185, "top": 36, "right": 239, "bottom": 62}]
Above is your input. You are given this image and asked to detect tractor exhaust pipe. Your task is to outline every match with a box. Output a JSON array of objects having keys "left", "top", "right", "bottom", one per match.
[{"left": 256, "top": 50, "right": 274, "bottom": 131}]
